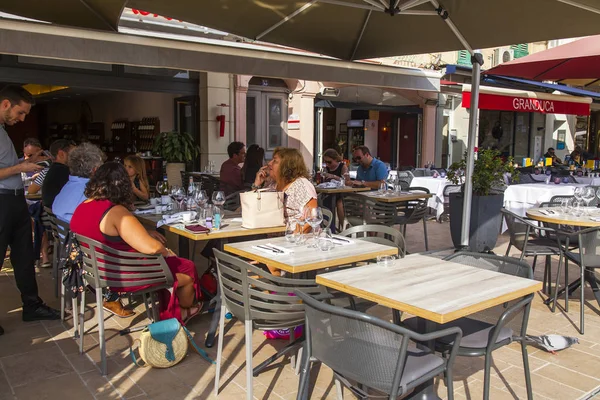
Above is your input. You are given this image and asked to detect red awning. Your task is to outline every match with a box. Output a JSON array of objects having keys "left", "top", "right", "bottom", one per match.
[
  {"left": 485, "top": 36, "right": 600, "bottom": 86},
  {"left": 461, "top": 85, "right": 591, "bottom": 116}
]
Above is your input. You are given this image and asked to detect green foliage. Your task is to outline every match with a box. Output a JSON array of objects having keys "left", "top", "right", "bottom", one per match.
[
  {"left": 152, "top": 131, "right": 200, "bottom": 163},
  {"left": 446, "top": 149, "right": 518, "bottom": 196}
]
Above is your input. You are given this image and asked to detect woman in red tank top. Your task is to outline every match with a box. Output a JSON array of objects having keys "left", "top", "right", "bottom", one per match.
[{"left": 71, "top": 162, "right": 202, "bottom": 323}]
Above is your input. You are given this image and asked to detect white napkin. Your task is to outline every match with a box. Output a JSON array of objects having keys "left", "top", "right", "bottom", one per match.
[
  {"left": 230, "top": 217, "right": 243, "bottom": 222},
  {"left": 590, "top": 217, "right": 600, "bottom": 222},
  {"left": 134, "top": 209, "right": 155, "bottom": 215},
  {"left": 252, "top": 243, "right": 294, "bottom": 256},
  {"left": 157, "top": 211, "right": 197, "bottom": 228},
  {"left": 316, "top": 181, "right": 339, "bottom": 189},
  {"left": 329, "top": 236, "right": 354, "bottom": 246}
]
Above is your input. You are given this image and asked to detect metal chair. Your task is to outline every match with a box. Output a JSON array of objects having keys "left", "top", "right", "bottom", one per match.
[
  {"left": 321, "top": 207, "right": 333, "bottom": 230},
  {"left": 339, "top": 224, "right": 406, "bottom": 258},
  {"left": 200, "top": 174, "right": 221, "bottom": 199},
  {"left": 512, "top": 174, "right": 539, "bottom": 184},
  {"left": 295, "top": 290, "right": 462, "bottom": 400},
  {"left": 554, "top": 174, "right": 577, "bottom": 183},
  {"left": 551, "top": 226, "right": 600, "bottom": 334},
  {"left": 223, "top": 189, "right": 243, "bottom": 212},
  {"left": 440, "top": 184, "right": 461, "bottom": 222},
  {"left": 342, "top": 194, "right": 366, "bottom": 228},
  {"left": 364, "top": 197, "right": 398, "bottom": 226},
  {"left": 403, "top": 252, "right": 535, "bottom": 400},
  {"left": 502, "top": 209, "right": 560, "bottom": 294},
  {"left": 212, "top": 249, "right": 327, "bottom": 400},
  {"left": 396, "top": 171, "right": 414, "bottom": 191},
  {"left": 394, "top": 187, "right": 430, "bottom": 251},
  {"left": 75, "top": 234, "right": 175, "bottom": 376}
]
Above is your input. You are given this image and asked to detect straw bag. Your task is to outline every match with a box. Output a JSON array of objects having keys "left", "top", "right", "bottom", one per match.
[
  {"left": 240, "top": 189, "right": 285, "bottom": 229},
  {"left": 130, "top": 318, "right": 214, "bottom": 368}
]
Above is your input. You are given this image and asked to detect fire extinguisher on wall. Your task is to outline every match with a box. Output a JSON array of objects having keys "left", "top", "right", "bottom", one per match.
[{"left": 216, "top": 103, "right": 229, "bottom": 137}]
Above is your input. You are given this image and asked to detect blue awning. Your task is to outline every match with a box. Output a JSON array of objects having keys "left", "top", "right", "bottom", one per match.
[{"left": 443, "top": 64, "right": 600, "bottom": 101}]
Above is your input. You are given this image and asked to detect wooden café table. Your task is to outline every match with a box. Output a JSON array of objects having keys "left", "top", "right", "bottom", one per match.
[
  {"left": 316, "top": 254, "right": 542, "bottom": 399},
  {"left": 526, "top": 207, "right": 600, "bottom": 309},
  {"left": 224, "top": 235, "right": 398, "bottom": 274},
  {"left": 359, "top": 190, "right": 433, "bottom": 203}
]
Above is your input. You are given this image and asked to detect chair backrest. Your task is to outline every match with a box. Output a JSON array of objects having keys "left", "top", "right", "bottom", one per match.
[
  {"left": 321, "top": 208, "right": 333, "bottom": 229},
  {"left": 501, "top": 208, "right": 534, "bottom": 252},
  {"left": 295, "top": 290, "right": 454, "bottom": 398},
  {"left": 213, "top": 249, "right": 325, "bottom": 330},
  {"left": 364, "top": 198, "right": 397, "bottom": 225},
  {"left": 201, "top": 174, "right": 221, "bottom": 198},
  {"left": 412, "top": 169, "right": 426, "bottom": 177},
  {"left": 339, "top": 224, "right": 405, "bottom": 257},
  {"left": 74, "top": 233, "right": 174, "bottom": 290},
  {"left": 223, "top": 190, "right": 243, "bottom": 212},
  {"left": 44, "top": 207, "right": 71, "bottom": 258},
  {"left": 397, "top": 187, "right": 430, "bottom": 223},
  {"left": 397, "top": 171, "right": 414, "bottom": 189},
  {"left": 442, "top": 185, "right": 462, "bottom": 204},
  {"left": 512, "top": 174, "right": 538, "bottom": 184},
  {"left": 342, "top": 194, "right": 366, "bottom": 227},
  {"left": 553, "top": 174, "right": 576, "bottom": 183},
  {"left": 443, "top": 251, "right": 532, "bottom": 279}
]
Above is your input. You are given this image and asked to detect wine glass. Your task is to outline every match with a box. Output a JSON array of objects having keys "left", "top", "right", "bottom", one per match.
[
  {"left": 378, "top": 181, "right": 387, "bottom": 194},
  {"left": 195, "top": 190, "right": 208, "bottom": 208},
  {"left": 573, "top": 187, "right": 584, "bottom": 210},
  {"left": 296, "top": 209, "right": 307, "bottom": 245},
  {"left": 212, "top": 191, "right": 226, "bottom": 206},
  {"left": 156, "top": 180, "right": 169, "bottom": 196},
  {"left": 305, "top": 207, "right": 324, "bottom": 248},
  {"left": 172, "top": 186, "right": 186, "bottom": 211},
  {"left": 582, "top": 187, "right": 596, "bottom": 212}
]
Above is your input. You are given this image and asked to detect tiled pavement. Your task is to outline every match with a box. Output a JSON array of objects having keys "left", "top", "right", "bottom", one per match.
[{"left": 1, "top": 220, "right": 600, "bottom": 400}]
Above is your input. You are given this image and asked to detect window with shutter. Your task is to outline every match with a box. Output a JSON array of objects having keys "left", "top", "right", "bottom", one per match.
[
  {"left": 511, "top": 44, "right": 529, "bottom": 59},
  {"left": 457, "top": 50, "right": 471, "bottom": 66}
]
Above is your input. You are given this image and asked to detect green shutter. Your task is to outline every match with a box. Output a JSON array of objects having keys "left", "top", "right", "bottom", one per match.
[
  {"left": 511, "top": 44, "right": 529, "bottom": 59},
  {"left": 457, "top": 50, "right": 471, "bottom": 66}
]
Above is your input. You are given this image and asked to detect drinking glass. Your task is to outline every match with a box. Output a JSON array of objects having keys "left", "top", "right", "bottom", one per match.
[
  {"left": 156, "top": 180, "right": 169, "bottom": 196},
  {"left": 377, "top": 255, "right": 396, "bottom": 266},
  {"left": 296, "top": 209, "right": 307, "bottom": 245},
  {"left": 582, "top": 187, "right": 596, "bottom": 212},
  {"left": 573, "top": 187, "right": 583, "bottom": 208},
  {"left": 560, "top": 198, "right": 571, "bottom": 214},
  {"left": 212, "top": 191, "right": 226, "bottom": 207},
  {"left": 285, "top": 219, "right": 299, "bottom": 244},
  {"left": 306, "top": 207, "right": 324, "bottom": 248},
  {"left": 596, "top": 187, "right": 600, "bottom": 208},
  {"left": 378, "top": 182, "right": 387, "bottom": 194}
]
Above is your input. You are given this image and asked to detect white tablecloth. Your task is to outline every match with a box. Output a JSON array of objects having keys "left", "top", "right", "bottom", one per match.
[
  {"left": 529, "top": 174, "right": 600, "bottom": 185},
  {"left": 410, "top": 176, "right": 452, "bottom": 219},
  {"left": 502, "top": 182, "right": 587, "bottom": 231}
]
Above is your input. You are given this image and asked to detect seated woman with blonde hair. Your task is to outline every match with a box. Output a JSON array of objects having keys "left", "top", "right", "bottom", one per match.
[
  {"left": 70, "top": 162, "right": 203, "bottom": 323},
  {"left": 253, "top": 147, "right": 318, "bottom": 274}
]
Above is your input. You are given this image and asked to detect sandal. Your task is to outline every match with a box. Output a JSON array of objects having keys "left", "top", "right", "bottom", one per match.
[{"left": 182, "top": 303, "right": 203, "bottom": 324}]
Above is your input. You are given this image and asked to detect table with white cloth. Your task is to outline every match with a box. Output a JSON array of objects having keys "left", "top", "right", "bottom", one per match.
[
  {"left": 529, "top": 174, "right": 600, "bottom": 185},
  {"left": 502, "top": 182, "right": 587, "bottom": 231},
  {"left": 410, "top": 176, "right": 451, "bottom": 219}
]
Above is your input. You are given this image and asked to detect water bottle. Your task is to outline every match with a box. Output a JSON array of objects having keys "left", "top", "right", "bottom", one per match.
[
  {"left": 187, "top": 176, "right": 194, "bottom": 196},
  {"left": 213, "top": 205, "right": 222, "bottom": 230}
]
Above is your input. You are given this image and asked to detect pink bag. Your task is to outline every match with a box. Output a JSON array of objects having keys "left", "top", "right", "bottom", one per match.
[{"left": 264, "top": 326, "right": 303, "bottom": 340}]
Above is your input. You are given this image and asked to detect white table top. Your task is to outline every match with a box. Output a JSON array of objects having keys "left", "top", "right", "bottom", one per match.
[
  {"left": 504, "top": 183, "right": 586, "bottom": 208},
  {"left": 316, "top": 254, "right": 542, "bottom": 324},
  {"left": 224, "top": 235, "right": 398, "bottom": 274}
]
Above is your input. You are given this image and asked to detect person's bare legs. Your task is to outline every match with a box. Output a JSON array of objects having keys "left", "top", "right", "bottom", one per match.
[
  {"left": 176, "top": 273, "right": 195, "bottom": 308},
  {"left": 336, "top": 199, "right": 345, "bottom": 231},
  {"left": 41, "top": 231, "right": 50, "bottom": 264}
]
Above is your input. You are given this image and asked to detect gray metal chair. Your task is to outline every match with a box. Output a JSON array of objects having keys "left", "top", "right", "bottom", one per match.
[
  {"left": 364, "top": 197, "right": 398, "bottom": 226},
  {"left": 200, "top": 174, "right": 221, "bottom": 199},
  {"left": 502, "top": 208, "right": 560, "bottom": 294},
  {"left": 394, "top": 187, "right": 430, "bottom": 251},
  {"left": 342, "top": 194, "right": 366, "bottom": 228},
  {"left": 551, "top": 226, "right": 600, "bottom": 334},
  {"left": 75, "top": 234, "right": 175, "bottom": 376},
  {"left": 339, "top": 224, "right": 406, "bottom": 258},
  {"left": 223, "top": 189, "right": 243, "bottom": 212},
  {"left": 294, "top": 290, "right": 462, "bottom": 400},
  {"left": 321, "top": 207, "right": 333, "bottom": 230},
  {"left": 512, "top": 174, "right": 539, "bottom": 184},
  {"left": 212, "top": 249, "right": 327, "bottom": 400},
  {"left": 440, "top": 184, "right": 461, "bottom": 222},
  {"left": 396, "top": 170, "right": 414, "bottom": 191},
  {"left": 403, "top": 252, "right": 535, "bottom": 400}
]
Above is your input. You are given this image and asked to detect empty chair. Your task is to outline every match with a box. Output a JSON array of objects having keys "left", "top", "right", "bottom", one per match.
[
  {"left": 364, "top": 197, "right": 398, "bottom": 226},
  {"left": 75, "top": 234, "right": 175, "bottom": 376},
  {"left": 512, "top": 174, "right": 539, "bottom": 184},
  {"left": 342, "top": 194, "right": 366, "bottom": 228},
  {"left": 223, "top": 189, "right": 243, "bottom": 212},
  {"left": 339, "top": 224, "right": 406, "bottom": 258},
  {"left": 440, "top": 184, "right": 461, "bottom": 222},
  {"left": 212, "top": 249, "right": 326, "bottom": 400},
  {"left": 502, "top": 208, "right": 560, "bottom": 294},
  {"left": 321, "top": 207, "right": 333, "bottom": 230},
  {"left": 403, "top": 252, "right": 535, "bottom": 400},
  {"left": 554, "top": 174, "right": 577, "bottom": 183},
  {"left": 396, "top": 170, "right": 414, "bottom": 191},
  {"left": 395, "top": 187, "right": 430, "bottom": 251},
  {"left": 295, "top": 290, "right": 462, "bottom": 400},
  {"left": 200, "top": 174, "right": 221, "bottom": 198}
]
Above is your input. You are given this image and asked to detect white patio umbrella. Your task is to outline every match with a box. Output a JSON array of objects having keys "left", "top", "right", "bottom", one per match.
[{"left": 6, "top": 0, "right": 600, "bottom": 247}]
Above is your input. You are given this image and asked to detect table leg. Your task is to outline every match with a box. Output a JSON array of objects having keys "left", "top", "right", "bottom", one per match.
[
  {"left": 405, "top": 319, "right": 441, "bottom": 400},
  {"left": 178, "top": 234, "right": 190, "bottom": 259},
  {"left": 204, "top": 292, "right": 220, "bottom": 348},
  {"left": 545, "top": 268, "right": 600, "bottom": 308}
]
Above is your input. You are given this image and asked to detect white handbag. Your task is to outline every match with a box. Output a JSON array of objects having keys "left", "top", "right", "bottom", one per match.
[{"left": 240, "top": 190, "right": 285, "bottom": 229}]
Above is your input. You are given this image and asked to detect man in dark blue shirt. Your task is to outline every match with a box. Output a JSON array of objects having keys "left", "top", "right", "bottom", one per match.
[{"left": 347, "top": 146, "right": 388, "bottom": 189}]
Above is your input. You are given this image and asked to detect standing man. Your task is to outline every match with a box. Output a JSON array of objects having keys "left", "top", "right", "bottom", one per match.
[
  {"left": 0, "top": 85, "right": 60, "bottom": 336},
  {"left": 219, "top": 141, "right": 246, "bottom": 194},
  {"left": 347, "top": 146, "right": 388, "bottom": 189},
  {"left": 41, "top": 139, "right": 75, "bottom": 208}
]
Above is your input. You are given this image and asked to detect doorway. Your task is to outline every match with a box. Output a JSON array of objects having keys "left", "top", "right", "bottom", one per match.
[{"left": 397, "top": 115, "right": 418, "bottom": 168}]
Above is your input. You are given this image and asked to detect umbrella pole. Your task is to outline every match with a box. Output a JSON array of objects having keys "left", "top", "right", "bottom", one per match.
[{"left": 460, "top": 53, "right": 484, "bottom": 248}]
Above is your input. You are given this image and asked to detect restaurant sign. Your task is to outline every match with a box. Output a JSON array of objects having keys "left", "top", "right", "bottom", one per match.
[{"left": 462, "top": 92, "right": 590, "bottom": 116}]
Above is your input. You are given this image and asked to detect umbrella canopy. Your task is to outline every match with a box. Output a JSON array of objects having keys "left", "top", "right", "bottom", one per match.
[
  {"left": 486, "top": 35, "right": 600, "bottom": 87},
  {"left": 0, "top": 0, "right": 125, "bottom": 31},
  {"left": 125, "top": 0, "right": 600, "bottom": 60}
]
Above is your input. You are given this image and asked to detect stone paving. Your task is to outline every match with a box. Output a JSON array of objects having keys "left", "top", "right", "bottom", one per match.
[{"left": 1, "top": 220, "right": 600, "bottom": 399}]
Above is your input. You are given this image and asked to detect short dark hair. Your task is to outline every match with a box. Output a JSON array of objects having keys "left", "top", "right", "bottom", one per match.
[
  {"left": 227, "top": 141, "right": 245, "bottom": 158},
  {"left": 353, "top": 146, "right": 371, "bottom": 156},
  {"left": 23, "top": 137, "right": 42, "bottom": 148},
  {"left": 49, "top": 139, "right": 75, "bottom": 157},
  {"left": 547, "top": 147, "right": 555, "bottom": 152},
  {"left": 0, "top": 85, "right": 35, "bottom": 106},
  {"left": 84, "top": 162, "right": 133, "bottom": 208}
]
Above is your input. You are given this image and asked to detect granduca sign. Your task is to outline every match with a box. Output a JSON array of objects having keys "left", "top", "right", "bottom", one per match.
[{"left": 462, "top": 91, "right": 590, "bottom": 116}]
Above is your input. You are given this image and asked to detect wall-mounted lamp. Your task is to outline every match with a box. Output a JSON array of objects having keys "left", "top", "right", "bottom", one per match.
[{"left": 216, "top": 103, "right": 229, "bottom": 137}]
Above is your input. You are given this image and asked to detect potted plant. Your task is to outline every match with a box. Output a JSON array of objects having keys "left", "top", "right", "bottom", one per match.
[
  {"left": 446, "top": 149, "right": 518, "bottom": 252},
  {"left": 152, "top": 131, "right": 200, "bottom": 187}
]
